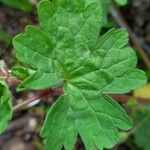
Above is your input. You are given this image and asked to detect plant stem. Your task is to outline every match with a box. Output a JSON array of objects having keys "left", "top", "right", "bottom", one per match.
[
  {"left": 13, "top": 89, "right": 52, "bottom": 112},
  {"left": 7, "top": 78, "right": 22, "bottom": 85}
]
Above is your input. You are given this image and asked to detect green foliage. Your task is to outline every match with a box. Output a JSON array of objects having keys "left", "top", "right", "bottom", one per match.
[
  {"left": 0, "top": 80, "right": 12, "bottom": 134},
  {"left": 0, "top": 0, "right": 32, "bottom": 12},
  {"left": 41, "top": 92, "right": 133, "bottom": 150},
  {"left": 115, "top": 0, "right": 128, "bottom": 5},
  {"left": 12, "top": 0, "right": 147, "bottom": 149},
  {"left": 11, "top": 66, "right": 35, "bottom": 80},
  {"left": 134, "top": 107, "right": 150, "bottom": 150}
]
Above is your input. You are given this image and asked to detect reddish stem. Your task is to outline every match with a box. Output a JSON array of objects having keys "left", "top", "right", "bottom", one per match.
[
  {"left": 7, "top": 78, "right": 22, "bottom": 85},
  {"left": 111, "top": 94, "right": 150, "bottom": 104},
  {"left": 13, "top": 89, "right": 52, "bottom": 112}
]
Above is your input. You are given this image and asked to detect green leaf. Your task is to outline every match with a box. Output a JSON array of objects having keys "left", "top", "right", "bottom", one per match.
[
  {"left": 11, "top": 66, "right": 35, "bottom": 80},
  {"left": 18, "top": 70, "right": 63, "bottom": 91},
  {"left": 41, "top": 83, "right": 132, "bottom": 150},
  {"left": 115, "top": 0, "right": 128, "bottom": 5},
  {"left": 0, "top": 0, "right": 32, "bottom": 12},
  {"left": 38, "top": 0, "right": 103, "bottom": 48},
  {"left": 14, "top": 25, "right": 63, "bottom": 91},
  {"left": 13, "top": 0, "right": 147, "bottom": 150},
  {"left": 0, "top": 80, "right": 12, "bottom": 133}
]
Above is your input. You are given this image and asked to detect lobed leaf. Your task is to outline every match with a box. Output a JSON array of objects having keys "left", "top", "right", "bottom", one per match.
[
  {"left": 11, "top": 66, "right": 34, "bottom": 80},
  {"left": 14, "top": 26, "right": 63, "bottom": 91},
  {"left": 13, "top": 0, "right": 147, "bottom": 150},
  {"left": 38, "top": 0, "right": 103, "bottom": 48},
  {"left": 41, "top": 83, "right": 132, "bottom": 150}
]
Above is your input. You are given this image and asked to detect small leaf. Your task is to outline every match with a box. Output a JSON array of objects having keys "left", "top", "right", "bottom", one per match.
[
  {"left": 0, "top": 80, "right": 12, "bottom": 133},
  {"left": 115, "top": 0, "right": 128, "bottom": 5},
  {"left": 11, "top": 66, "right": 34, "bottom": 80}
]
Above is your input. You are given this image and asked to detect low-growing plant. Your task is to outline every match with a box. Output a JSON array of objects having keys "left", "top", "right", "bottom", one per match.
[{"left": 0, "top": 0, "right": 147, "bottom": 150}]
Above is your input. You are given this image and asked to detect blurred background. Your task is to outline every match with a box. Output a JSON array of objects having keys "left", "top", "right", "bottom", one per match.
[{"left": 0, "top": 0, "right": 150, "bottom": 150}]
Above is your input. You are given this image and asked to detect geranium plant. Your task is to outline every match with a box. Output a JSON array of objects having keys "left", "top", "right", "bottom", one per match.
[{"left": 0, "top": 0, "right": 147, "bottom": 150}]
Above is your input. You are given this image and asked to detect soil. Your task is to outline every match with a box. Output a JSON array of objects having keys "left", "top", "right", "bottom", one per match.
[
  {"left": 121, "top": 0, "right": 150, "bottom": 54},
  {"left": 0, "top": 5, "right": 38, "bottom": 67}
]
